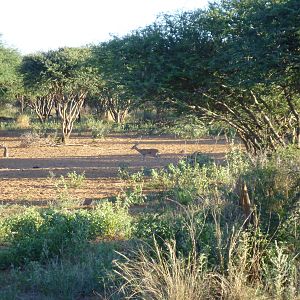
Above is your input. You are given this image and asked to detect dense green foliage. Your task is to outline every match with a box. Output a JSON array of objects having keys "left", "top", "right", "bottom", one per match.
[
  {"left": 91, "top": 0, "right": 300, "bottom": 152},
  {"left": 20, "top": 47, "right": 99, "bottom": 142},
  {"left": 0, "top": 202, "right": 132, "bottom": 268},
  {"left": 1, "top": 0, "right": 299, "bottom": 149},
  {"left": 0, "top": 40, "right": 22, "bottom": 104}
]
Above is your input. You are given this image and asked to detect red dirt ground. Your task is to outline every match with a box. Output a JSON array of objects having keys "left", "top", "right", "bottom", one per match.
[{"left": 0, "top": 133, "right": 229, "bottom": 205}]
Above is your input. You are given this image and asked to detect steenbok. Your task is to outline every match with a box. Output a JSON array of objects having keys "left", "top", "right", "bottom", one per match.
[{"left": 131, "top": 143, "right": 160, "bottom": 160}]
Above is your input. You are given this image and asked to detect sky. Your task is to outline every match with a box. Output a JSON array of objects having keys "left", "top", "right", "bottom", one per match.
[{"left": 0, "top": 0, "right": 209, "bottom": 55}]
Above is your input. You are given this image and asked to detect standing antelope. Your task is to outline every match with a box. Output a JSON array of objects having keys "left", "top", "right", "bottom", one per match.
[{"left": 131, "top": 143, "right": 160, "bottom": 160}]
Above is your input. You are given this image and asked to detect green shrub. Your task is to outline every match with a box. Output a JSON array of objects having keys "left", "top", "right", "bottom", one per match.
[
  {"left": 65, "top": 171, "right": 86, "bottom": 188},
  {"left": 31, "top": 120, "right": 60, "bottom": 136},
  {"left": 277, "top": 199, "right": 300, "bottom": 254},
  {"left": 3, "top": 241, "right": 124, "bottom": 299},
  {"left": 90, "top": 201, "right": 132, "bottom": 238},
  {"left": 48, "top": 171, "right": 86, "bottom": 208},
  {"left": 150, "top": 160, "right": 233, "bottom": 204},
  {"left": 186, "top": 152, "right": 215, "bottom": 167},
  {"left": 121, "top": 186, "right": 146, "bottom": 207},
  {"left": 2, "top": 209, "right": 90, "bottom": 266},
  {"left": 117, "top": 163, "right": 130, "bottom": 180},
  {"left": 134, "top": 210, "right": 217, "bottom": 262},
  {"left": 241, "top": 147, "right": 300, "bottom": 232},
  {"left": 262, "top": 241, "right": 299, "bottom": 299},
  {"left": 89, "top": 120, "right": 111, "bottom": 138},
  {"left": 161, "top": 115, "right": 208, "bottom": 139},
  {"left": 168, "top": 186, "right": 198, "bottom": 206},
  {"left": 0, "top": 203, "right": 132, "bottom": 267}
]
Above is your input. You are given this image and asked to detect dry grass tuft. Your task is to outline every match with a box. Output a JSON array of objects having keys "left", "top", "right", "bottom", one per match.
[
  {"left": 16, "top": 114, "right": 30, "bottom": 129},
  {"left": 115, "top": 240, "right": 211, "bottom": 300}
]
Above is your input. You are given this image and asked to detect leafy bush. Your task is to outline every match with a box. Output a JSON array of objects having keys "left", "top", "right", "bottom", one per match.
[
  {"left": 1, "top": 241, "right": 124, "bottom": 300},
  {"left": 86, "top": 119, "right": 111, "bottom": 138},
  {"left": 31, "top": 120, "right": 60, "bottom": 134},
  {"left": 134, "top": 210, "right": 218, "bottom": 263},
  {"left": 64, "top": 171, "right": 86, "bottom": 188},
  {"left": 121, "top": 186, "right": 146, "bottom": 206},
  {"left": 278, "top": 199, "right": 300, "bottom": 254},
  {"left": 117, "top": 163, "right": 130, "bottom": 180},
  {"left": 150, "top": 160, "right": 233, "bottom": 204},
  {"left": 161, "top": 115, "right": 208, "bottom": 139},
  {"left": 0, "top": 203, "right": 132, "bottom": 267},
  {"left": 186, "top": 152, "right": 215, "bottom": 167},
  {"left": 1, "top": 209, "right": 90, "bottom": 266},
  {"left": 240, "top": 147, "right": 300, "bottom": 232},
  {"left": 90, "top": 201, "right": 132, "bottom": 238}
]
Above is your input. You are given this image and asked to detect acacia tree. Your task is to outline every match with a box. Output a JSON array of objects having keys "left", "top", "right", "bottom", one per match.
[
  {"left": 0, "top": 40, "right": 22, "bottom": 106},
  {"left": 92, "top": 40, "right": 137, "bottom": 123},
  {"left": 97, "top": 87, "right": 129, "bottom": 123},
  {"left": 21, "top": 54, "right": 56, "bottom": 122},
  {"left": 21, "top": 47, "right": 98, "bottom": 143},
  {"left": 102, "top": 0, "right": 299, "bottom": 153},
  {"left": 92, "top": 25, "right": 184, "bottom": 123},
  {"left": 200, "top": 0, "right": 300, "bottom": 151}
]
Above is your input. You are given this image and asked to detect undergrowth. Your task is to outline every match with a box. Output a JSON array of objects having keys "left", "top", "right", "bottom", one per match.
[{"left": 0, "top": 146, "right": 299, "bottom": 299}]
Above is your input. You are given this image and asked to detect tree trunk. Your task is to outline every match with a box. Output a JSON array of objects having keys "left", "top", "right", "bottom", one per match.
[
  {"left": 19, "top": 96, "right": 25, "bottom": 114},
  {"left": 62, "top": 120, "right": 72, "bottom": 144},
  {"left": 29, "top": 95, "right": 54, "bottom": 124},
  {"left": 56, "top": 93, "right": 86, "bottom": 144},
  {"left": 296, "top": 119, "right": 300, "bottom": 149},
  {"left": 284, "top": 89, "right": 300, "bottom": 148},
  {"left": 1, "top": 145, "right": 9, "bottom": 158}
]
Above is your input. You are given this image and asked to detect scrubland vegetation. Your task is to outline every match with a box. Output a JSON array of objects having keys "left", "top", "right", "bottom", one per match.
[
  {"left": 0, "top": 146, "right": 299, "bottom": 299},
  {"left": 0, "top": 0, "right": 299, "bottom": 299}
]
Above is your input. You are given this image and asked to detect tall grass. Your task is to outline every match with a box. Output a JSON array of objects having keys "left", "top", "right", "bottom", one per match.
[
  {"left": 115, "top": 146, "right": 300, "bottom": 299},
  {"left": 116, "top": 240, "right": 210, "bottom": 300},
  {"left": 116, "top": 217, "right": 299, "bottom": 300}
]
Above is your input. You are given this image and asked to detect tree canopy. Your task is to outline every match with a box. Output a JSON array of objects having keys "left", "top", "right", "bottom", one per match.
[
  {"left": 21, "top": 47, "right": 99, "bottom": 142},
  {"left": 2, "top": 0, "right": 299, "bottom": 151},
  {"left": 91, "top": 0, "right": 300, "bottom": 152},
  {"left": 0, "top": 39, "right": 22, "bottom": 104}
]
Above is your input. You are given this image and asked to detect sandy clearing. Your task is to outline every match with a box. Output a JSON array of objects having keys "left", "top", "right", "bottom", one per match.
[{"left": 0, "top": 133, "right": 229, "bottom": 204}]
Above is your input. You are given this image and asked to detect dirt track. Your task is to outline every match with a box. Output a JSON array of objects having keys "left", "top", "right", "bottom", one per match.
[{"left": 0, "top": 133, "right": 229, "bottom": 205}]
